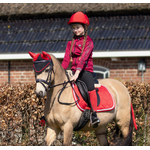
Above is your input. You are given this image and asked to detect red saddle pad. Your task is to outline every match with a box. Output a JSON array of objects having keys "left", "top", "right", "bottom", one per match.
[{"left": 72, "top": 83, "right": 115, "bottom": 112}]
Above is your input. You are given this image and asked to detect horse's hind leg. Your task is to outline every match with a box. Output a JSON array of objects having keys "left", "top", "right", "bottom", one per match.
[
  {"left": 95, "top": 127, "right": 109, "bottom": 146},
  {"left": 116, "top": 108, "right": 132, "bottom": 145},
  {"left": 116, "top": 108, "right": 131, "bottom": 138},
  {"left": 45, "top": 126, "right": 60, "bottom": 146}
]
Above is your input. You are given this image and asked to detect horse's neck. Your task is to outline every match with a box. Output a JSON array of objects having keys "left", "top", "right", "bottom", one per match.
[
  {"left": 46, "top": 57, "right": 72, "bottom": 108},
  {"left": 53, "top": 59, "right": 68, "bottom": 85}
]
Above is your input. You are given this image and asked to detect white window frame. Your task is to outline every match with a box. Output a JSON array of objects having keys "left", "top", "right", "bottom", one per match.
[{"left": 93, "top": 65, "right": 110, "bottom": 79}]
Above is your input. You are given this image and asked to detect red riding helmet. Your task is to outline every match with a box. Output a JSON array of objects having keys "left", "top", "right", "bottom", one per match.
[{"left": 67, "top": 11, "right": 89, "bottom": 25}]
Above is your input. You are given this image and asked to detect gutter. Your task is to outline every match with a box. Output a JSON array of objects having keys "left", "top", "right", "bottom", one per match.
[
  {"left": 0, "top": 51, "right": 150, "bottom": 60},
  {"left": 92, "top": 51, "right": 150, "bottom": 58}
]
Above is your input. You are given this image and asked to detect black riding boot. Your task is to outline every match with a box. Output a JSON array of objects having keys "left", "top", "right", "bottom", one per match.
[{"left": 90, "top": 112, "right": 100, "bottom": 128}]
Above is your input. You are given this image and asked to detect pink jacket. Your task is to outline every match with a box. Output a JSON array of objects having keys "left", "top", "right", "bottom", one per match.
[{"left": 62, "top": 35, "right": 94, "bottom": 73}]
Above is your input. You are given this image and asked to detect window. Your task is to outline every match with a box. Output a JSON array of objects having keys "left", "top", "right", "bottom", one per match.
[{"left": 93, "top": 65, "right": 110, "bottom": 79}]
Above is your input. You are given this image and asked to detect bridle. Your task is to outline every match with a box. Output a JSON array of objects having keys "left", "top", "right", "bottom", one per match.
[{"left": 35, "top": 59, "right": 54, "bottom": 91}]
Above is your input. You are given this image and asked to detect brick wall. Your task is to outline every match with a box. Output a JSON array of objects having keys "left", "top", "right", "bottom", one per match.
[
  {"left": 10, "top": 60, "right": 35, "bottom": 83},
  {"left": 0, "top": 60, "right": 8, "bottom": 84},
  {"left": 0, "top": 60, "right": 35, "bottom": 84},
  {"left": 93, "top": 57, "right": 150, "bottom": 83},
  {"left": 0, "top": 57, "right": 150, "bottom": 84}
]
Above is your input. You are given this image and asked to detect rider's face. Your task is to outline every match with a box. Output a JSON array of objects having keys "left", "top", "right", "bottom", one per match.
[{"left": 71, "top": 24, "right": 85, "bottom": 36}]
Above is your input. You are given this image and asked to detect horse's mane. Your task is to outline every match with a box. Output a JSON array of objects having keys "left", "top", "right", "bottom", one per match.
[{"left": 50, "top": 54, "right": 66, "bottom": 75}]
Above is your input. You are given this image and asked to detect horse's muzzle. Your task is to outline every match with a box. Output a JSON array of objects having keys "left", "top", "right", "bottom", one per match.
[{"left": 36, "top": 91, "right": 44, "bottom": 98}]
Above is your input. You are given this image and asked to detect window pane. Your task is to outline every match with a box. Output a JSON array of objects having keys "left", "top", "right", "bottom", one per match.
[{"left": 93, "top": 65, "right": 110, "bottom": 79}]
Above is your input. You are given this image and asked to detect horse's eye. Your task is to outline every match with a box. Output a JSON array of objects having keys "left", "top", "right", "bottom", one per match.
[{"left": 45, "top": 69, "right": 49, "bottom": 73}]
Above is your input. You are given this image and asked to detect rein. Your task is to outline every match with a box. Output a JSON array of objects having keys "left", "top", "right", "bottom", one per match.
[{"left": 57, "top": 70, "right": 80, "bottom": 105}]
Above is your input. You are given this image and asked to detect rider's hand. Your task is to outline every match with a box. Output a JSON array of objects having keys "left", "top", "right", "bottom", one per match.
[{"left": 70, "top": 70, "right": 80, "bottom": 82}]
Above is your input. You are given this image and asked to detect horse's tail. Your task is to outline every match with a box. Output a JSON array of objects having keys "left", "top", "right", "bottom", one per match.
[{"left": 131, "top": 103, "right": 137, "bottom": 130}]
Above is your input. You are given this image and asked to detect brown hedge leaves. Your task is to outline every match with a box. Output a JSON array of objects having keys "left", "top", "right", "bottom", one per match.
[
  {"left": 0, "top": 81, "right": 150, "bottom": 145},
  {"left": 0, "top": 83, "right": 46, "bottom": 145}
]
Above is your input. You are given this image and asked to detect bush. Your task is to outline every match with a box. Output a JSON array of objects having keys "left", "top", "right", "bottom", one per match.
[
  {"left": 0, "top": 83, "right": 46, "bottom": 145},
  {"left": 123, "top": 81, "right": 150, "bottom": 146},
  {"left": 0, "top": 81, "right": 150, "bottom": 146}
]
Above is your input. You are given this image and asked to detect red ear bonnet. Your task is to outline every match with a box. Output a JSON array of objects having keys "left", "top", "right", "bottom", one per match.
[
  {"left": 41, "top": 51, "right": 51, "bottom": 60},
  {"left": 28, "top": 51, "right": 40, "bottom": 61},
  {"left": 28, "top": 51, "right": 35, "bottom": 58},
  {"left": 28, "top": 51, "right": 52, "bottom": 73}
]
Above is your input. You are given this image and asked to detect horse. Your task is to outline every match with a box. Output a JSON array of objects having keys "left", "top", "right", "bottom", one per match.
[{"left": 29, "top": 51, "right": 137, "bottom": 146}]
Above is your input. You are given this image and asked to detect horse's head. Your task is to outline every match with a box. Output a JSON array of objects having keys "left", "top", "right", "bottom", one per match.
[{"left": 29, "top": 51, "right": 54, "bottom": 98}]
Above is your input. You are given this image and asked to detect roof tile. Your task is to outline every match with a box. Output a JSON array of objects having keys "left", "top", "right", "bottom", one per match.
[{"left": 0, "top": 15, "right": 150, "bottom": 54}]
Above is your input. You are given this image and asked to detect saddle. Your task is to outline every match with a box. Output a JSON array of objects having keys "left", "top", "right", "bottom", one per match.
[{"left": 75, "top": 79, "right": 100, "bottom": 107}]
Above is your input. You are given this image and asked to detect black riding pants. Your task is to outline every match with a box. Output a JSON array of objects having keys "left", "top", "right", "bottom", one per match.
[{"left": 78, "top": 70, "right": 95, "bottom": 91}]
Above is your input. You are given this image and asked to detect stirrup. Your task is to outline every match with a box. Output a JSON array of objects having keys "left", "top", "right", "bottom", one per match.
[
  {"left": 92, "top": 118, "right": 100, "bottom": 128},
  {"left": 90, "top": 112, "right": 100, "bottom": 128}
]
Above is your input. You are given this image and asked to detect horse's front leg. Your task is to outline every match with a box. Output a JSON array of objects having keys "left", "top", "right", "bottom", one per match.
[
  {"left": 45, "top": 126, "right": 60, "bottom": 146},
  {"left": 63, "top": 122, "right": 73, "bottom": 146}
]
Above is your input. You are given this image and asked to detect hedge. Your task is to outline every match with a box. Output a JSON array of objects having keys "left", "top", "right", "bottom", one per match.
[{"left": 0, "top": 81, "right": 150, "bottom": 146}]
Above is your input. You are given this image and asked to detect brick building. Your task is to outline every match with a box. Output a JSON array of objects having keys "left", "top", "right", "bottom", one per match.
[{"left": 0, "top": 3, "right": 150, "bottom": 84}]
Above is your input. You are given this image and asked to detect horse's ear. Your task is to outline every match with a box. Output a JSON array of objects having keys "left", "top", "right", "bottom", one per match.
[
  {"left": 42, "top": 51, "right": 48, "bottom": 56},
  {"left": 42, "top": 51, "right": 51, "bottom": 60},
  {"left": 28, "top": 51, "right": 36, "bottom": 59}
]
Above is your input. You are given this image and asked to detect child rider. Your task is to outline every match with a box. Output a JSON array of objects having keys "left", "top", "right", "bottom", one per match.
[{"left": 61, "top": 11, "right": 100, "bottom": 127}]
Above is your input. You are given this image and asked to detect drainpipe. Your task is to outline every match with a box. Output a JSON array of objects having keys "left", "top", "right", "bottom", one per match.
[{"left": 8, "top": 61, "right": 10, "bottom": 84}]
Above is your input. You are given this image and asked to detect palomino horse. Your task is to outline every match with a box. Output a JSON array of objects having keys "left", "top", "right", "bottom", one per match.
[{"left": 29, "top": 51, "right": 136, "bottom": 146}]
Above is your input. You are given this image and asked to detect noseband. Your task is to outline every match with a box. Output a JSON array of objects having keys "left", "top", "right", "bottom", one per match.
[{"left": 34, "top": 60, "right": 54, "bottom": 91}]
